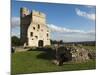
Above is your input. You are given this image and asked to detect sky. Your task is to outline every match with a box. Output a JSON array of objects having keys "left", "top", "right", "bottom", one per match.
[{"left": 11, "top": 0, "right": 96, "bottom": 42}]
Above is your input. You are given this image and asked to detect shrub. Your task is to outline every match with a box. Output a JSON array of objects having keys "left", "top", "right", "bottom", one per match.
[
  {"left": 44, "top": 45, "right": 52, "bottom": 48},
  {"left": 11, "top": 36, "right": 20, "bottom": 46},
  {"left": 88, "top": 52, "right": 96, "bottom": 59}
]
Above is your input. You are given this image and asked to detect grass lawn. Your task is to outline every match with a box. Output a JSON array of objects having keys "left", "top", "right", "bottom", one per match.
[
  {"left": 11, "top": 46, "right": 96, "bottom": 75},
  {"left": 83, "top": 46, "right": 96, "bottom": 50}
]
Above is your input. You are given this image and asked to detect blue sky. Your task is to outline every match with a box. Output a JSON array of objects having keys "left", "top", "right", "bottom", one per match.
[{"left": 11, "top": 0, "right": 96, "bottom": 42}]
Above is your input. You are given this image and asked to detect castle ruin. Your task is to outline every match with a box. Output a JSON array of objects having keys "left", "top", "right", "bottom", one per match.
[{"left": 20, "top": 7, "right": 51, "bottom": 47}]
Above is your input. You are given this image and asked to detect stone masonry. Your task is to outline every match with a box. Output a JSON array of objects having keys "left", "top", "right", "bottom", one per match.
[{"left": 20, "top": 7, "right": 51, "bottom": 47}]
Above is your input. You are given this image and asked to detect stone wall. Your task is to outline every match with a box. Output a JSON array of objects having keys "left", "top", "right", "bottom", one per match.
[
  {"left": 53, "top": 45, "right": 93, "bottom": 65},
  {"left": 20, "top": 7, "right": 51, "bottom": 47}
]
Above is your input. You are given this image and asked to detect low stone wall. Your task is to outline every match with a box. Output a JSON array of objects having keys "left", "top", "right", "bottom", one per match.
[
  {"left": 71, "top": 47, "right": 89, "bottom": 63},
  {"left": 53, "top": 45, "right": 95, "bottom": 65}
]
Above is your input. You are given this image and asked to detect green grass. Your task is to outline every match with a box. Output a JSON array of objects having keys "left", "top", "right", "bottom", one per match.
[
  {"left": 11, "top": 47, "right": 96, "bottom": 75},
  {"left": 82, "top": 46, "right": 96, "bottom": 50}
]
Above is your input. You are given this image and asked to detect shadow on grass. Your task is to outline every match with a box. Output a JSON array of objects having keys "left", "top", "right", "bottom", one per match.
[{"left": 28, "top": 47, "right": 56, "bottom": 60}]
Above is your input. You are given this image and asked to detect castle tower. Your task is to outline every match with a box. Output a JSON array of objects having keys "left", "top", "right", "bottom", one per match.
[
  {"left": 20, "top": 7, "right": 30, "bottom": 17},
  {"left": 20, "top": 7, "right": 51, "bottom": 47},
  {"left": 20, "top": 7, "right": 31, "bottom": 46}
]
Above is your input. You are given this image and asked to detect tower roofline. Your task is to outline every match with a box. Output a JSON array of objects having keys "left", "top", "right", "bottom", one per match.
[
  {"left": 32, "top": 10, "right": 46, "bottom": 18},
  {"left": 21, "top": 7, "right": 46, "bottom": 18}
]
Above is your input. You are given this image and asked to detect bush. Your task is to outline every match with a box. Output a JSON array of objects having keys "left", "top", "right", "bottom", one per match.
[
  {"left": 88, "top": 52, "right": 96, "bottom": 59},
  {"left": 11, "top": 36, "right": 20, "bottom": 46},
  {"left": 11, "top": 47, "right": 15, "bottom": 53},
  {"left": 56, "top": 46, "right": 72, "bottom": 65},
  {"left": 44, "top": 45, "right": 52, "bottom": 48}
]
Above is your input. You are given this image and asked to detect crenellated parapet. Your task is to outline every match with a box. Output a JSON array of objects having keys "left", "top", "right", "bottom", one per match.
[
  {"left": 32, "top": 10, "right": 46, "bottom": 18},
  {"left": 20, "top": 7, "right": 46, "bottom": 18}
]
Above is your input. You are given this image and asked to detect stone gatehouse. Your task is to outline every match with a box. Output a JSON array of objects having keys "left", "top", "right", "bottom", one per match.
[{"left": 20, "top": 7, "right": 51, "bottom": 47}]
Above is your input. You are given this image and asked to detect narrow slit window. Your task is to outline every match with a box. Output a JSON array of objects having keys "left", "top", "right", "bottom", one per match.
[
  {"left": 47, "top": 33, "right": 48, "bottom": 37},
  {"left": 33, "top": 27, "right": 35, "bottom": 30},
  {"left": 38, "top": 24, "right": 40, "bottom": 29},
  {"left": 30, "top": 32, "right": 33, "bottom": 37}
]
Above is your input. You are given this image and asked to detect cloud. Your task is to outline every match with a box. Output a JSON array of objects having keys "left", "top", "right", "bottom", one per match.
[
  {"left": 47, "top": 24, "right": 95, "bottom": 35},
  {"left": 48, "top": 24, "right": 95, "bottom": 42},
  {"left": 11, "top": 17, "right": 20, "bottom": 37},
  {"left": 75, "top": 8, "right": 95, "bottom": 21},
  {"left": 11, "top": 16, "right": 95, "bottom": 42},
  {"left": 11, "top": 17, "right": 20, "bottom": 28},
  {"left": 52, "top": 34, "right": 95, "bottom": 42},
  {"left": 11, "top": 31, "right": 20, "bottom": 37}
]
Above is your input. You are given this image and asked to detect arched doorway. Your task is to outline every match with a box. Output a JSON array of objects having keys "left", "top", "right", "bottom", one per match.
[{"left": 38, "top": 40, "right": 43, "bottom": 47}]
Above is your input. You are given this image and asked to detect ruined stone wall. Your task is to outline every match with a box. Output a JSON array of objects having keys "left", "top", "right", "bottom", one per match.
[
  {"left": 20, "top": 7, "right": 51, "bottom": 47},
  {"left": 27, "top": 10, "right": 50, "bottom": 47},
  {"left": 20, "top": 7, "right": 31, "bottom": 45}
]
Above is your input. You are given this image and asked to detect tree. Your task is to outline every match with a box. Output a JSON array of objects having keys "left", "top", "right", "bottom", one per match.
[
  {"left": 50, "top": 39, "right": 57, "bottom": 44},
  {"left": 59, "top": 40, "right": 63, "bottom": 44},
  {"left": 11, "top": 36, "right": 20, "bottom": 46},
  {"left": 50, "top": 40, "right": 64, "bottom": 44}
]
